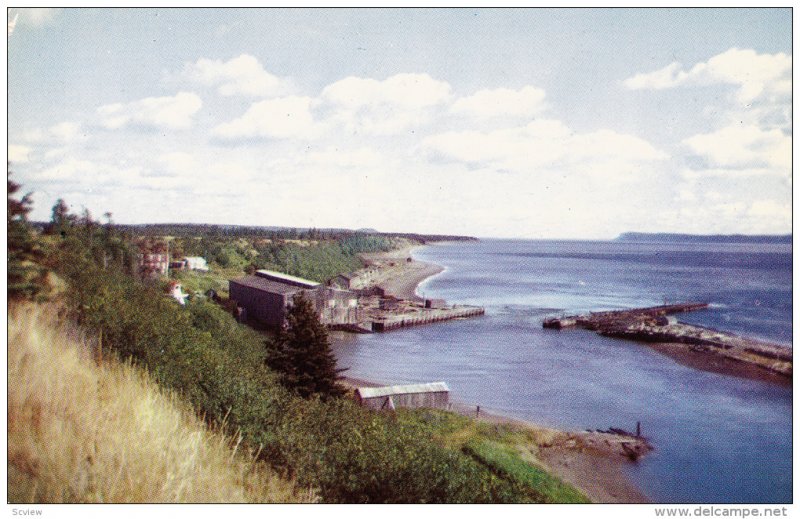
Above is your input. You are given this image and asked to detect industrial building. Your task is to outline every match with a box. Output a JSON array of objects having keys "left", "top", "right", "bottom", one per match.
[
  {"left": 229, "top": 269, "right": 359, "bottom": 328},
  {"left": 354, "top": 382, "right": 450, "bottom": 410}
]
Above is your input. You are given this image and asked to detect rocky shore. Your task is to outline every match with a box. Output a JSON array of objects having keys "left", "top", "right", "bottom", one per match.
[{"left": 543, "top": 304, "right": 792, "bottom": 383}]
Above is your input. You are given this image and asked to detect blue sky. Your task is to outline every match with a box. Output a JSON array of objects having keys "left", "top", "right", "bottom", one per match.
[{"left": 7, "top": 8, "right": 792, "bottom": 239}]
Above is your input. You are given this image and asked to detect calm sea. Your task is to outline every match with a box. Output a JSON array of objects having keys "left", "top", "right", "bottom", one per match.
[{"left": 331, "top": 239, "right": 792, "bottom": 503}]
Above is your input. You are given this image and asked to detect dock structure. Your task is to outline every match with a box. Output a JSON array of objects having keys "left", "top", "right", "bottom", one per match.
[
  {"left": 543, "top": 302, "right": 709, "bottom": 330},
  {"left": 371, "top": 305, "right": 485, "bottom": 332},
  {"left": 543, "top": 302, "right": 791, "bottom": 378}
]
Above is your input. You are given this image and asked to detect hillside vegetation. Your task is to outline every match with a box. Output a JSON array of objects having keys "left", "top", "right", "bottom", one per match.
[
  {"left": 8, "top": 305, "right": 310, "bottom": 503},
  {"left": 8, "top": 176, "right": 588, "bottom": 503},
  {"left": 173, "top": 232, "right": 396, "bottom": 282}
]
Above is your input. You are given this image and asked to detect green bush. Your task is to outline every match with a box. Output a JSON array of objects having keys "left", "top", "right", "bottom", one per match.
[
  {"left": 56, "top": 261, "right": 531, "bottom": 502},
  {"left": 271, "top": 398, "right": 522, "bottom": 503},
  {"left": 49, "top": 222, "right": 581, "bottom": 503}
]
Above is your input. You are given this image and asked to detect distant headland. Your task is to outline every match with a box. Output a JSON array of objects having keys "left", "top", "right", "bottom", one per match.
[{"left": 616, "top": 232, "right": 792, "bottom": 244}]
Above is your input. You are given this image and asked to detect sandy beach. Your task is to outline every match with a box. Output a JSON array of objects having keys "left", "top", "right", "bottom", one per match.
[
  {"left": 645, "top": 341, "right": 792, "bottom": 386},
  {"left": 344, "top": 245, "right": 651, "bottom": 503},
  {"left": 361, "top": 245, "right": 445, "bottom": 302}
]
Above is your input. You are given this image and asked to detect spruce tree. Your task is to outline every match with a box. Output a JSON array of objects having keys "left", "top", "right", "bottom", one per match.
[
  {"left": 266, "top": 292, "right": 346, "bottom": 399},
  {"left": 8, "top": 170, "right": 48, "bottom": 301}
]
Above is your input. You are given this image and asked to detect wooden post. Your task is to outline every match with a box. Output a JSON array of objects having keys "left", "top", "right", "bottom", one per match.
[
  {"left": 476, "top": 405, "right": 480, "bottom": 418},
  {"left": 636, "top": 421, "right": 641, "bottom": 437}
]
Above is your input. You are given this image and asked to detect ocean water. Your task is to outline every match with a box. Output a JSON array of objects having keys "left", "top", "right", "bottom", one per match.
[{"left": 331, "top": 239, "right": 792, "bottom": 503}]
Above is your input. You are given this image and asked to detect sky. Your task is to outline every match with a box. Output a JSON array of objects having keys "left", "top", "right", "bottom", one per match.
[{"left": 6, "top": 7, "right": 792, "bottom": 239}]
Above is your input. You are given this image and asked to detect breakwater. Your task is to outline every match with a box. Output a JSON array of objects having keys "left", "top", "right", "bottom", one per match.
[
  {"left": 542, "top": 302, "right": 709, "bottom": 329},
  {"left": 543, "top": 303, "right": 791, "bottom": 378}
]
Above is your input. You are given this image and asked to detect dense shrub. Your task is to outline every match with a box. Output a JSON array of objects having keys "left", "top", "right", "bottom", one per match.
[
  {"left": 271, "top": 397, "right": 522, "bottom": 503},
  {"left": 54, "top": 257, "right": 527, "bottom": 502}
]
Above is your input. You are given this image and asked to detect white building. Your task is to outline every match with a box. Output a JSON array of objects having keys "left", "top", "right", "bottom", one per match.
[
  {"left": 184, "top": 256, "right": 209, "bottom": 272},
  {"left": 169, "top": 282, "right": 188, "bottom": 305}
]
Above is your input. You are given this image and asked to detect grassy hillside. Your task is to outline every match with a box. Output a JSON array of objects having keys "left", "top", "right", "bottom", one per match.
[
  {"left": 8, "top": 304, "right": 311, "bottom": 504},
  {"left": 8, "top": 183, "right": 588, "bottom": 504}
]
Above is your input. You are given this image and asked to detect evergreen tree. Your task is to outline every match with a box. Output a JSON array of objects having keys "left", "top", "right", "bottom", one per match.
[
  {"left": 8, "top": 170, "right": 48, "bottom": 301},
  {"left": 49, "top": 198, "right": 74, "bottom": 237},
  {"left": 266, "top": 292, "right": 346, "bottom": 399}
]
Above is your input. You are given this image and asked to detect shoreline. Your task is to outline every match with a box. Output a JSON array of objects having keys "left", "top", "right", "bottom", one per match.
[
  {"left": 348, "top": 242, "right": 651, "bottom": 503},
  {"left": 340, "top": 375, "right": 650, "bottom": 504},
  {"left": 361, "top": 244, "right": 445, "bottom": 302},
  {"left": 544, "top": 307, "right": 792, "bottom": 385},
  {"left": 645, "top": 340, "right": 792, "bottom": 387}
]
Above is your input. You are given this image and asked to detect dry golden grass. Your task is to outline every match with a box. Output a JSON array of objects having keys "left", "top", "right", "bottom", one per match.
[{"left": 8, "top": 304, "right": 313, "bottom": 504}]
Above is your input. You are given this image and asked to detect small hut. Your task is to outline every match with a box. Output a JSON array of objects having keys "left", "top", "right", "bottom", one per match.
[{"left": 354, "top": 382, "right": 450, "bottom": 411}]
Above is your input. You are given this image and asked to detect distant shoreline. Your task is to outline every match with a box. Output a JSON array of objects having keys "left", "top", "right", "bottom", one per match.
[{"left": 616, "top": 232, "right": 792, "bottom": 244}]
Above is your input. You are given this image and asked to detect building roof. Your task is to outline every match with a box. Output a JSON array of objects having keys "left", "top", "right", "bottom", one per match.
[
  {"left": 230, "top": 275, "right": 313, "bottom": 296},
  {"left": 255, "top": 269, "right": 320, "bottom": 288},
  {"left": 356, "top": 382, "right": 450, "bottom": 399}
]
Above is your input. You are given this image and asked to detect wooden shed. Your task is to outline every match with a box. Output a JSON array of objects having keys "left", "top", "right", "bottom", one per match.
[{"left": 354, "top": 382, "right": 450, "bottom": 411}]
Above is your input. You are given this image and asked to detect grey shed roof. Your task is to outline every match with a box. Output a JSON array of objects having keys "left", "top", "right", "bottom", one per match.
[
  {"left": 255, "top": 269, "right": 320, "bottom": 288},
  {"left": 356, "top": 382, "right": 450, "bottom": 399},
  {"left": 230, "top": 275, "right": 314, "bottom": 296}
]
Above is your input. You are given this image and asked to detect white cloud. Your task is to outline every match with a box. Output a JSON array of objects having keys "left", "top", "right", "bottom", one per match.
[
  {"left": 8, "top": 144, "right": 32, "bottom": 164},
  {"left": 155, "top": 152, "right": 197, "bottom": 177},
  {"left": 212, "top": 96, "right": 320, "bottom": 140},
  {"left": 670, "top": 165, "right": 790, "bottom": 236},
  {"left": 623, "top": 62, "right": 688, "bottom": 90},
  {"left": 49, "top": 121, "right": 84, "bottom": 142},
  {"left": 31, "top": 155, "right": 192, "bottom": 195},
  {"left": 623, "top": 48, "right": 791, "bottom": 104},
  {"left": 422, "top": 119, "right": 667, "bottom": 174},
  {"left": 322, "top": 73, "right": 451, "bottom": 109},
  {"left": 451, "top": 86, "right": 547, "bottom": 119},
  {"left": 36, "top": 157, "right": 100, "bottom": 181},
  {"left": 304, "top": 146, "right": 384, "bottom": 169},
  {"left": 97, "top": 92, "right": 202, "bottom": 130},
  {"left": 680, "top": 167, "right": 786, "bottom": 180},
  {"left": 683, "top": 124, "right": 790, "bottom": 172},
  {"left": 181, "top": 54, "right": 290, "bottom": 97},
  {"left": 14, "top": 8, "right": 59, "bottom": 28},
  {"left": 666, "top": 197, "right": 790, "bottom": 236},
  {"left": 19, "top": 121, "right": 84, "bottom": 144},
  {"left": 320, "top": 73, "right": 452, "bottom": 135},
  {"left": 748, "top": 199, "right": 790, "bottom": 220}
]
